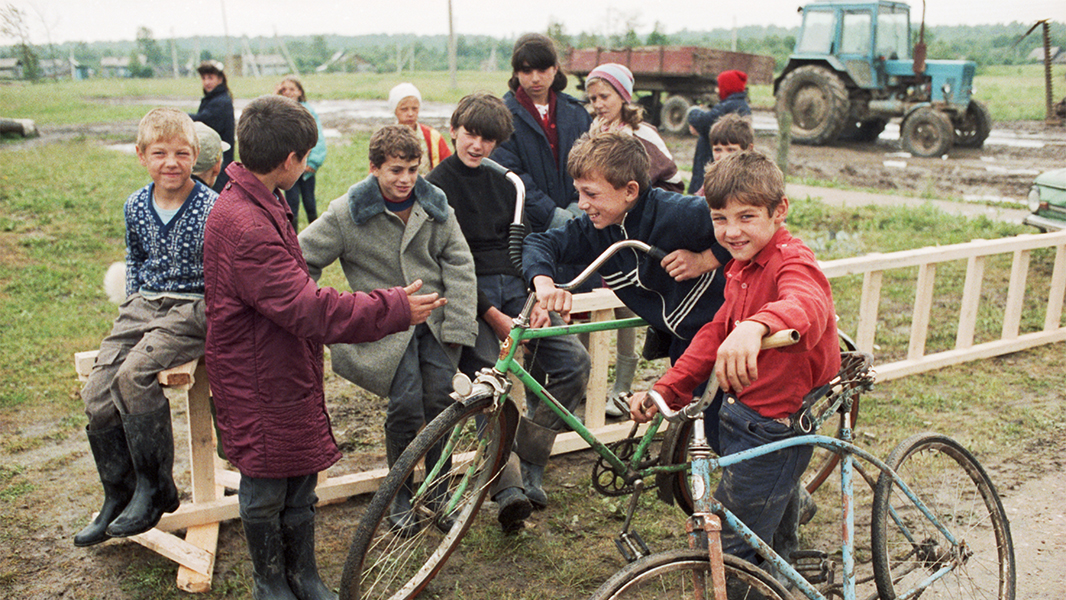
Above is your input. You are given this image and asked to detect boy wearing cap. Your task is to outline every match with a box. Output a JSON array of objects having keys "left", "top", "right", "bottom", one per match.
[
  {"left": 76, "top": 108, "right": 217, "bottom": 547},
  {"left": 191, "top": 122, "right": 230, "bottom": 189},
  {"left": 190, "top": 60, "right": 235, "bottom": 192},
  {"left": 686, "top": 69, "right": 752, "bottom": 194},
  {"left": 389, "top": 82, "right": 451, "bottom": 175}
]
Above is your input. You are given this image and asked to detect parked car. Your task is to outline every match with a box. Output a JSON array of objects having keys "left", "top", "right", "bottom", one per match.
[{"left": 1024, "top": 167, "right": 1066, "bottom": 232}]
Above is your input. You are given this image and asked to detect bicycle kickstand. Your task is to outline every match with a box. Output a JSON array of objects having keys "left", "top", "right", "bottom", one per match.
[
  {"left": 614, "top": 480, "right": 651, "bottom": 562},
  {"left": 688, "top": 513, "right": 728, "bottom": 600}
]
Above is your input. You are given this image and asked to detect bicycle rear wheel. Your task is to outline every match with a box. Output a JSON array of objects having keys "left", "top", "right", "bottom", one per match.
[
  {"left": 339, "top": 390, "right": 514, "bottom": 600},
  {"left": 590, "top": 549, "right": 790, "bottom": 600},
  {"left": 871, "top": 433, "right": 1015, "bottom": 600}
]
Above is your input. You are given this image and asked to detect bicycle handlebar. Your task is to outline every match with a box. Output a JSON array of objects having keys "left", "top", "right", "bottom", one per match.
[
  {"left": 644, "top": 329, "right": 801, "bottom": 423},
  {"left": 556, "top": 240, "right": 668, "bottom": 291}
]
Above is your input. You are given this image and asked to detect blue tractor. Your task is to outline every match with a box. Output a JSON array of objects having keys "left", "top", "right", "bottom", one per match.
[{"left": 774, "top": 0, "right": 992, "bottom": 156}]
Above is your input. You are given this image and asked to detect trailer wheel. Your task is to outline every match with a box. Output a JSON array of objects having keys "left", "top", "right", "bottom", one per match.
[
  {"left": 954, "top": 100, "right": 992, "bottom": 148},
  {"left": 775, "top": 65, "right": 850, "bottom": 145},
  {"left": 901, "top": 107, "right": 955, "bottom": 157},
  {"left": 659, "top": 95, "right": 691, "bottom": 135}
]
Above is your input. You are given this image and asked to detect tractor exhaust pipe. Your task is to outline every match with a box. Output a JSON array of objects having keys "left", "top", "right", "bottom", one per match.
[{"left": 913, "top": 0, "right": 927, "bottom": 75}]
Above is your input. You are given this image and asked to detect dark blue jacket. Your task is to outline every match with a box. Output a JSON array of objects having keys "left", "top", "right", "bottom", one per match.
[
  {"left": 687, "top": 92, "right": 751, "bottom": 194},
  {"left": 191, "top": 84, "right": 236, "bottom": 192},
  {"left": 522, "top": 187, "right": 730, "bottom": 341},
  {"left": 491, "top": 90, "right": 592, "bottom": 232}
]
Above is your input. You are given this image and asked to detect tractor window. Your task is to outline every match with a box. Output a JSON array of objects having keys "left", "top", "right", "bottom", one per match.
[
  {"left": 841, "top": 11, "right": 872, "bottom": 55},
  {"left": 796, "top": 10, "right": 834, "bottom": 54},
  {"left": 877, "top": 9, "right": 910, "bottom": 59}
]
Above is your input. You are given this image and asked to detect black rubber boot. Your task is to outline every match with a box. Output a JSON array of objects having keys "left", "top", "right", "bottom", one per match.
[
  {"left": 74, "top": 425, "right": 135, "bottom": 547},
  {"left": 424, "top": 439, "right": 455, "bottom": 533},
  {"left": 243, "top": 518, "right": 299, "bottom": 600},
  {"left": 385, "top": 433, "right": 421, "bottom": 538},
  {"left": 493, "top": 486, "right": 533, "bottom": 533},
  {"left": 281, "top": 508, "right": 337, "bottom": 600},
  {"left": 516, "top": 417, "right": 556, "bottom": 510},
  {"left": 105, "top": 404, "right": 180, "bottom": 537}
]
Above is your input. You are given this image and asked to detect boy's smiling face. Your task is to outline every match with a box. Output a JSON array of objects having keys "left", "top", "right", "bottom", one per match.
[
  {"left": 451, "top": 126, "right": 497, "bottom": 169},
  {"left": 575, "top": 171, "right": 639, "bottom": 229},
  {"left": 371, "top": 155, "right": 420, "bottom": 202},
  {"left": 711, "top": 196, "right": 789, "bottom": 262},
  {"left": 137, "top": 137, "right": 197, "bottom": 197}
]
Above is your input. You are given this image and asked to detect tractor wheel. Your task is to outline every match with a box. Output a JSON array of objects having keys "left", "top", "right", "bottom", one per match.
[
  {"left": 901, "top": 107, "right": 955, "bottom": 157},
  {"left": 954, "top": 100, "right": 992, "bottom": 148},
  {"left": 775, "top": 65, "right": 851, "bottom": 145},
  {"left": 659, "top": 95, "right": 692, "bottom": 135}
]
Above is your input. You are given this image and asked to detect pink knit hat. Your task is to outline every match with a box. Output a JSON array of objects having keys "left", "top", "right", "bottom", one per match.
[{"left": 587, "top": 63, "right": 634, "bottom": 104}]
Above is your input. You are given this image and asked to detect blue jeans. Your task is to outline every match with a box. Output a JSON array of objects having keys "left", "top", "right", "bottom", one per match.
[{"left": 714, "top": 395, "right": 811, "bottom": 565}]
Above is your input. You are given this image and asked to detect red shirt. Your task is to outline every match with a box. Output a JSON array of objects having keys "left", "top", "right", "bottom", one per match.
[{"left": 655, "top": 227, "right": 840, "bottom": 419}]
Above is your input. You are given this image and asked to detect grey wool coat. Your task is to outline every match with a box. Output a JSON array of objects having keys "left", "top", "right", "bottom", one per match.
[{"left": 298, "top": 175, "right": 478, "bottom": 397}]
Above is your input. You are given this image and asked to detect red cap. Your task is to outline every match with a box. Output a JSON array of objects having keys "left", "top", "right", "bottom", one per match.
[{"left": 717, "top": 70, "right": 747, "bottom": 101}]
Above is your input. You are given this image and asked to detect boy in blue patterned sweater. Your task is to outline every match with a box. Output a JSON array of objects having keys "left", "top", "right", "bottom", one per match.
[{"left": 75, "top": 108, "right": 218, "bottom": 547}]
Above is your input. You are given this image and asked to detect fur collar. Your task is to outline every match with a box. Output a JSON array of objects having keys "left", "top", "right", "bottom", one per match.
[{"left": 347, "top": 175, "right": 449, "bottom": 225}]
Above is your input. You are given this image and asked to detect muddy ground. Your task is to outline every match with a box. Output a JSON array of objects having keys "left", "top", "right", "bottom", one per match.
[{"left": 2, "top": 106, "right": 1065, "bottom": 599}]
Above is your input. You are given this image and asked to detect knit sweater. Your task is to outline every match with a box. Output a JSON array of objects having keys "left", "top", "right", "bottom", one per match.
[{"left": 124, "top": 181, "right": 217, "bottom": 297}]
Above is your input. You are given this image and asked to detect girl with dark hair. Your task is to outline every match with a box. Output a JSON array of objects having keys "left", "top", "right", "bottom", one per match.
[{"left": 277, "top": 76, "right": 328, "bottom": 229}]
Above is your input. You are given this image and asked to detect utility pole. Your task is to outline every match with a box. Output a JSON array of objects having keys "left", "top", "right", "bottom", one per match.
[
  {"left": 220, "top": 0, "right": 233, "bottom": 68},
  {"left": 448, "top": 0, "right": 457, "bottom": 89}
]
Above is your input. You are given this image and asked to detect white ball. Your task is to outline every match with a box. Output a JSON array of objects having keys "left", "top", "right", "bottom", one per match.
[{"left": 104, "top": 262, "right": 127, "bottom": 304}]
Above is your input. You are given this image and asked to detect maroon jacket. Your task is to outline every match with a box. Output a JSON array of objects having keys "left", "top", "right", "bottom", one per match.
[{"left": 204, "top": 162, "right": 411, "bottom": 478}]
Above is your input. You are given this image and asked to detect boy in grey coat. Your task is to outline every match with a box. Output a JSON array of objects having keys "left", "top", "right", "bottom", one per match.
[{"left": 299, "top": 125, "right": 478, "bottom": 536}]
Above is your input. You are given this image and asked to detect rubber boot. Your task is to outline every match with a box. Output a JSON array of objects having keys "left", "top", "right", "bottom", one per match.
[
  {"left": 106, "top": 404, "right": 180, "bottom": 537},
  {"left": 606, "top": 353, "right": 639, "bottom": 418},
  {"left": 493, "top": 486, "right": 533, "bottom": 533},
  {"left": 243, "top": 518, "right": 299, "bottom": 600},
  {"left": 515, "top": 416, "right": 556, "bottom": 510},
  {"left": 385, "top": 433, "right": 421, "bottom": 538},
  {"left": 424, "top": 439, "right": 455, "bottom": 533},
  {"left": 74, "top": 425, "right": 135, "bottom": 547},
  {"left": 281, "top": 508, "right": 337, "bottom": 600},
  {"left": 519, "top": 460, "right": 547, "bottom": 510}
]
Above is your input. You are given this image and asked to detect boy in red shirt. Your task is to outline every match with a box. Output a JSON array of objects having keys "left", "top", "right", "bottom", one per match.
[{"left": 631, "top": 150, "right": 840, "bottom": 569}]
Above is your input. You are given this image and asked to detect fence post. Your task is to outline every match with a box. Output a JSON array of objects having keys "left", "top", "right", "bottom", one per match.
[{"left": 776, "top": 109, "right": 791, "bottom": 177}]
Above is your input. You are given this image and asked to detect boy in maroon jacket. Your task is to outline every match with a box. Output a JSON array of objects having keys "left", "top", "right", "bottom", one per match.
[
  {"left": 631, "top": 150, "right": 840, "bottom": 574},
  {"left": 203, "top": 94, "right": 445, "bottom": 600}
]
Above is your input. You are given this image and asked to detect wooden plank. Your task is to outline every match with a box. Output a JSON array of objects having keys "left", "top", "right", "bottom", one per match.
[
  {"left": 129, "top": 528, "right": 214, "bottom": 577},
  {"left": 956, "top": 256, "right": 985, "bottom": 349},
  {"left": 75, "top": 350, "right": 99, "bottom": 381},
  {"left": 1045, "top": 244, "right": 1066, "bottom": 331},
  {"left": 571, "top": 288, "right": 625, "bottom": 312},
  {"left": 875, "top": 329, "right": 1066, "bottom": 382},
  {"left": 856, "top": 271, "right": 882, "bottom": 354},
  {"left": 176, "top": 524, "right": 218, "bottom": 592},
  {"left": 552, "top": 422, "right": 650, "bottom": 455},
  {"left": 584, "top": 308, "right": 612, "bottom": 431},
  {"left": 156, "top": 496, "right": 240, "bottom": 532},
  {"left": 185, "top": 362, "right": 216, "bottom": 504},
  {"left": 160, "top": 359, "right": 198, "bottom": 389},
  {"left": 1001, "top": 249, "right": 1030, "bottom": 340},
  {"left": 908, "top": 263, "right": 936, "bottom": 361}
]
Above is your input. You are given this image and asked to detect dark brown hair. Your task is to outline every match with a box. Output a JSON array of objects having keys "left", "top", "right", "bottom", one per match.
[
  {"left": 450, "top": 92, "right": 514, "bottom": 143},
  {"left": 508, "top": 33, "right": 568, "bottom": 93},
  {"left": 567, "top": 132, "right": 650, "bottom": 194},
  {"left": 236, "top": 95, "right": 317, "bottom": 174},
  {"left": 702, "top": 150, "right": 784, "bottom": 214},
  {"left": 369, "top": 124, "right": 423, "bottom": 168},
  {"left": 708, "top": 113, "right": 754, "bottom": 149}
]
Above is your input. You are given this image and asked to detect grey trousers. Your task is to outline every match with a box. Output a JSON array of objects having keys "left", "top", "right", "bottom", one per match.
[{"left": 81, "top": 294, "right": 205, "bottom": 430}]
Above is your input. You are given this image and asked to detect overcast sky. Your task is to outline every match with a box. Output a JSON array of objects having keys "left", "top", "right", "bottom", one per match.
[{"left": 8, "top": 0, "right": 1065, "bottom": 45}]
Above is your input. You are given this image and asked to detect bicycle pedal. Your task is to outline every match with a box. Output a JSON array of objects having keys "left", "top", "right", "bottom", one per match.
[
  {"left": 614, "top": 531, "right": 650, "bottom": 563},
  {"left": 792, "top": 549, "right": 833, "bottom": 584}
]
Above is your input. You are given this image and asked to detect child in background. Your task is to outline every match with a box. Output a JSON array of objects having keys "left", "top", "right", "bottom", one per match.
[
  {"left": 204, "top": 96, "right": 444, "bottom": 599},
  {"left": 691, "top": 113, "right": 756, "bottom": 196},
  {"left": 389, "top": 82, "right": 451, "bottom": 175},
  {"left": 299, "top": 124, "right": 477, "bottom": 536},
  {"left": 191, "top": 122, "right": 229, "bottom": 189},
  {"left": 277, "top": 75, "right": 328, "bottom": 230},
  {"left": 76, "top": 108, "right": 217, "bottom": 547},
  {"left": 584, "top": 62, "right": 685, "bottom": 416},
  {"left": 686, "top": 69, "right": 751, "bottom": 194},
  {"left": 631, "top": 149, "right": 840, "bottom": 573},
  {"left": 189, "top": 60, "right": 235, "bottom": 192}
]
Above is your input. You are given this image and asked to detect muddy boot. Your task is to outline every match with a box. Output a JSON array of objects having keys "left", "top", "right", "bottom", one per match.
[
  {"left": 281, "top": 507, "right": 337, "bottom": 600},
  {"left": 516, "top": 416, "right": 556, "bottom": 510},
  {"left": 385, "top": 433, "right": 421, "bottom": 538},
  {"left": 74, "top": 425, "right": 135, "bottom": 547},
  {"left": 493, "top": 486, "right": 533, "bottom": 533},
  {"left": 606, "top": 353, "right": 639, "bottom": 418},
  {"left": 243, "top": 518, "right": 299, "bottom": 600},
  {"left": 424, "top": 440, "right": 455, "bottom": 533},
  {"left": 106, "top": 404, "right": 180, "bottom": 537}
]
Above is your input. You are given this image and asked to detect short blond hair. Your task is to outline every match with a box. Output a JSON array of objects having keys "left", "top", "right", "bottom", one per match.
[{"left": 136, "top": 108, "right": 198, "bottom": 154}]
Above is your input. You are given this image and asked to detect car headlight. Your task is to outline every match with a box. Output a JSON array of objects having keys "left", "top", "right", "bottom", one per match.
[{"left": 1028, "top": 186, "right": 1042, "bottom": 212}]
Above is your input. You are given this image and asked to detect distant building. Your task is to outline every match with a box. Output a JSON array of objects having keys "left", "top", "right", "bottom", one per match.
[
  {"left": 242, "top": 54, "right": 290, "bottom": 77},
  {"left": 100, "top": 55, "right": 147, "bottom": 78},
  {"left": 0, "top": 58, "right": 22, "bottom": 80},
  {"left": 1028, "top": 46, "right": 1064, "bottom": 64}
]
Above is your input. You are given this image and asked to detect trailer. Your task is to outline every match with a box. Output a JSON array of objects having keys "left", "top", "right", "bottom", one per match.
[{"left": 563, "top": 45, "right": 775, "bottom": 134}]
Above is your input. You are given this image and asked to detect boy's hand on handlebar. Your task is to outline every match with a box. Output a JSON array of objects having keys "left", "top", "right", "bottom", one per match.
[
  {"left": 661, "top": 248, "right": 721, "bottom": 282},
  {"left": 484, "top": 306, "right": 514, "bottom": 341},
  {"left": 532, "top": 275, "right": 572, "bottom": 322},
  {"left": 529, "top": 304, "right": 552, "bottom": 329},
  {"left": 628, "top": 391, "right": 658, "bottom": 423},
  {"left": 714, "top": 320, "right": 770, "bottom": 393},
  {"left": 403, "top": 279, "right": 447, "bottom": 326}
]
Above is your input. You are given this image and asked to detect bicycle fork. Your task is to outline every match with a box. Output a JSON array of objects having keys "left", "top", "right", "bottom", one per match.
[{"left": 686, "top": 418, "right": 729, "bottom": 600}]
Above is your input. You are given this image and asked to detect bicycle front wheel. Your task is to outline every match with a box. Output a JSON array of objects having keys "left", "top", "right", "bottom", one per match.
[
  {"left": 871, "top": 433, "right": 1015, "bottom": 600},
  {"left": 590, "top": 549, "right": 791, "bottom": 600},
  {"left": 339, "top": 390, "right": 514, "bottom": 600}
]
